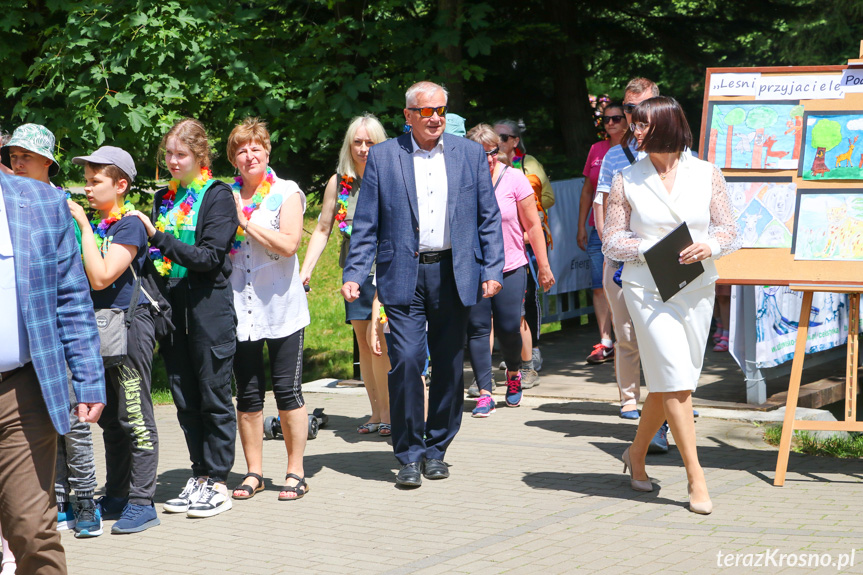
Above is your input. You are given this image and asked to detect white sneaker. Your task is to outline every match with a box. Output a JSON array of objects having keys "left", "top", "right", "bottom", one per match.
[
  {"left": 532, "top": 348, "right": 543, "bottom": 372},
  {"left": 163, "top": 477, "right": 206, "bottom": 513},
  {"left": 187, "top": 480, "right": 232, "bottom": 518}
]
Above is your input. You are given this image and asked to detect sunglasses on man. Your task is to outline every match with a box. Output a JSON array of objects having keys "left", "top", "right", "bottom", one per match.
[
  {"left": 408, "top": 106, "right": 447, "bottom": 118},
  {"left": 623, "top": 103, "right": 638, "bottom": 114},
  {"left": 602, "top": 115, "right": 625, "bottom": 125}
]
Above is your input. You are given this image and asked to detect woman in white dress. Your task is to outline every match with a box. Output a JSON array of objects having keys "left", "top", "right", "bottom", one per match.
[{"left": 602, "top": 97, "right": 740, "bottom": 514}]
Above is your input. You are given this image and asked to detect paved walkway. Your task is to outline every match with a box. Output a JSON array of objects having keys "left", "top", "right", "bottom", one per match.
[{"left": 64, "top": 386, "right": 863, "bottom": 574}]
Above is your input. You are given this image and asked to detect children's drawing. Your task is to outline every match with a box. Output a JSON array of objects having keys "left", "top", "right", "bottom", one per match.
[
  {"left": 793, "top": 191, "right": 863, "bottom": 260},
  {"left": 705, "top": 102, "right": 802, "bottom": 170},
  {"left": 800, "top": 112, "right": 863, "bottom": 180},
  {"left": 725, "top": 178, "right": 797, "bottom": 247}
]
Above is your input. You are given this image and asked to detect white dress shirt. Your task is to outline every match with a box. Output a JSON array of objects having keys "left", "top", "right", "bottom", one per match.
[
  {"left": 412, "top": 135, "right": 450, "bottom": 252},
  {"left": 0, "top": 184, "right": 30, "bottom": 371}
]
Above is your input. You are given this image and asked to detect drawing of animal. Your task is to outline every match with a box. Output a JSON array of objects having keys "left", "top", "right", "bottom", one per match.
[
  {"left": 740, "top": 212, "right": 762, "bottom": 246},
  {"left": 835, "top": 136, "right": 858, "bottom": 168},
  {"left": 735, "top": 132, "right": 755, "bottom": 155},
  {"left": 821, "top": 204, "right": 863, "bottom": 259},
  {"left": 763, "top": 135, "right": 788, "bottom": 165}
]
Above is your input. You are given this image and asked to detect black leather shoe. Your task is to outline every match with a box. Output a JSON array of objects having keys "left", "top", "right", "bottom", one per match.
[
  {"left": 423, "top": 459, "right": 449, "bottom": 479},
  {"left": 396, "top": 462, "right": 423, "bottom": 487}
]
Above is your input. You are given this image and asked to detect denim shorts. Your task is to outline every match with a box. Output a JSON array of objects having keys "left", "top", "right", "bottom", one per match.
[{"left": 587, "top": 228, "right": 604, "bottom": 290}]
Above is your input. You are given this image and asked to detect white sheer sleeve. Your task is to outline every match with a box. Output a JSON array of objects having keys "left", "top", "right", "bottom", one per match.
[
  {"left": 601, "top": 172, "right": 642, "bottom": 263},
  {"left": 706, "top": 166, "right": 742, "bottom": 258}
]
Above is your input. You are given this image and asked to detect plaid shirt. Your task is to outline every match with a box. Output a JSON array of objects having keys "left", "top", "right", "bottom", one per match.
[{"left": 1, "top": 172, "right": 105, "bottom": 434}]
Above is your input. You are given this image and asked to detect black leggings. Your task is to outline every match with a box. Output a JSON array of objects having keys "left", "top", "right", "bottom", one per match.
[
  {"left": 467, "top": 266, "right": 527, "bottom": 392},
  {"left": 234, "top": 329, "right": 305, "bottom": 413}
]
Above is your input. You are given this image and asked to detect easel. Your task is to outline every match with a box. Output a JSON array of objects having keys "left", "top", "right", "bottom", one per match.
[{"left": 773, "top": 284, "right": 863, "bottom": 486}]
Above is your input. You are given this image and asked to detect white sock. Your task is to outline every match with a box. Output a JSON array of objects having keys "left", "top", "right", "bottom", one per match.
[{"left": 601, "top": 338, "right": 613, "bottom": 348}]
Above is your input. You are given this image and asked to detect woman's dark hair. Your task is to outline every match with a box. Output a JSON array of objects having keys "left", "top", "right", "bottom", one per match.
[
  {"left": 631, "top": 96, "right": 692, "bottom": 153},
  {"left": 602, "top": 102, "right": 624, "bottom": 117}
]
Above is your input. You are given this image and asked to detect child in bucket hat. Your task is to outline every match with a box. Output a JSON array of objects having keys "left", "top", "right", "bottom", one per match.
[{"left": 1, "top": 123, "right": 60, "bottom": 182}]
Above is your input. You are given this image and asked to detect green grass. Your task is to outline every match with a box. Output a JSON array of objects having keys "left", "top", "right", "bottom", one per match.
[{"left": 762, "top": 424, "right": 863, "bottom": 458}]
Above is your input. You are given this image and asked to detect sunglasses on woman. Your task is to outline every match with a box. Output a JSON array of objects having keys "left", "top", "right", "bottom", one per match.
[
  {"left": 498, "top": 133, "right": 516, "bottom": 142},
  {"left": 485, "top": 147, "right": 500, "bottom": 156},
  {"left": 602, "top": 115, "right": 625, "bottom": 125},
  {"left": 408, "top": 106, "right": 448, "bottom": 118}
]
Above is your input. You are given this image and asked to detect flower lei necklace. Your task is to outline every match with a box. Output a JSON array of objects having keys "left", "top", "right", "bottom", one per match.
[
  {"left": 149, "top": 166, "right": 213, "bottom": 276},
  {"left": 231, "top": 166, "right": 275, "bottom": 254},
  {"left": 91, "top": 201, "right": 135, "bottom": 251},
  {"left": 335, "top": 175, "right": 354, "bottom": 236},
  {"left": 511, "top": 149, "right": 525, "bottom": 170}
]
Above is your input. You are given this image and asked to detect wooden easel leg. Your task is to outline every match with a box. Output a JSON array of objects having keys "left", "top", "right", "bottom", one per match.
[
  {"left": 774, "top": 290, "right": 813, "bottom": 486},
  {"left": 847, "top": 294, "right": 859, "bottom": 422}
]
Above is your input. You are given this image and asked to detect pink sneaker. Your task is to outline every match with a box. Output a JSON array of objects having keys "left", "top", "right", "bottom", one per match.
[{"left": 586, "top": 343, "right": 614, "bottom": 364}]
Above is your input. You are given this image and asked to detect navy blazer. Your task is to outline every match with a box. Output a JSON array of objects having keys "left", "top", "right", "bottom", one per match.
[
  {"left": 1, "top": 172, "right": 106, "bottom": 434},
  {"left": 343, "top": 132, "right": 504, "bottom": 307}
]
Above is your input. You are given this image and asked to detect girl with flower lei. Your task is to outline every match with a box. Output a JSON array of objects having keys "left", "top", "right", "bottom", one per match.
[
  {"left": 127, "top": 118, "right": 240, "bottom": 519},
  {"left": 300, "top": 114, "right": 394, "bottom": 437}
]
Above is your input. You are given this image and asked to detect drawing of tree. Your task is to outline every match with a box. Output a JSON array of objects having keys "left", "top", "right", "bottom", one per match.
[
  {"left": 708, "top": 113, "right": 721, "bottom": 164},
  {"left": 786, "top": 105, "right": 804, "bottom": 161},
  {"left": 809, "top": 119, "right": 842, "bottom": 177},
  {"left": 746, "top": 106, "right": 779, "bottom": 168},
  {"left": 723, "top": 107, "right": 746, "bottom": 168}
]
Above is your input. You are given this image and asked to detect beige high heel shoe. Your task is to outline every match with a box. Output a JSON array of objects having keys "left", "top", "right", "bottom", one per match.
[
  {"left": 621, "top": 447, "right": 653, "bottom": 492},
  {"left": 687, "top": 485, "right": 713, "bottom": 515}
]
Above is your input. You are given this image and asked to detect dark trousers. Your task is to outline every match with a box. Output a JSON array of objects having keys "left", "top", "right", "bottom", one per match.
[
  {"left": 467, "top": 266, "right": 527, "bottom": 392},
  {"left": 99, "top": 306, "right": 159, "bottom": 505},
  {"left": 0, "top": 364, "right": 67, "bottom": 575},
  {"left": 525, "top": 247, "right": 541, "bottom": 347},
  {"left": 385, "top": 255, "right": 468, "bottom": 465},
  {"left": 162, "top": 280, "right": 237, "bottom": 482}
]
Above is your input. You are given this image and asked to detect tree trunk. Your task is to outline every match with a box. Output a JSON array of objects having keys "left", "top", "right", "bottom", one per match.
[
  {"left": 708, "top": 129, "right": 718, "bottom": 164},
  {"left": 437, "top": 0, "right": 464, "bottom": 112},
  {"left": 752, "top": 128, "right": 765, "bottom": 168},
  {"left": 725, "top": 126, "right": 734, "bottom": 168},
  {"left": 792, "top": 116, "right": 803, "bottom": 160}
]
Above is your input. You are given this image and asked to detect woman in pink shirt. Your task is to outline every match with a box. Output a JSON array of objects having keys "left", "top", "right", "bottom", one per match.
[
  {"left": 464, "top": 124, "right": 554, "bottom": 416},
  {"left": 577, "top": 103, "right": 626, "bottom": 368}
]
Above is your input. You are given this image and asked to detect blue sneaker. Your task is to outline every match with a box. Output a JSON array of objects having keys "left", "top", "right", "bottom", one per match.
[
  {"left": 96, "top": 495, "right": 128, "bottom": 521},
  {"left": 648, "top": 422, "right": 669, "bottom": 454},
  {"left": 505, "top": 371, "right": 522, "bottom": 407},
  {"left": 619, "top": 408, "right": 640, "bottom": 420},
  {"left": 57, "top": 501, "right": 76, "bottom": 531},
  {"left": 74, "top": 498, "right": 102, "bottom": 538},
  {"left": 111, "top": 502, "right": 161, "bottom": 534},
  {"left": 471, "top": 395, "right": 496, "bottom": 418}
]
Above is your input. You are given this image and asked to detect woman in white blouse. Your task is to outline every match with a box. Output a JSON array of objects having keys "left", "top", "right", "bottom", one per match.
[
  {"left": 602, "top": 97, "right": 740, "bottom": 514},
  {"left": 227, "top": 118, "right": 312, "bottom": 501}
]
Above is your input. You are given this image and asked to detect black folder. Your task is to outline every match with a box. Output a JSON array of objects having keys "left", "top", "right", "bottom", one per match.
[{"left": 642, "top": 221, "right": 704, "bottom": 302}]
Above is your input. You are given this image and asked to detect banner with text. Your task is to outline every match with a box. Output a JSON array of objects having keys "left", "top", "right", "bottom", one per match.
[
  {"left": 546, "top": 178, "right": 592, "bottom": 295},
  {"left": 708, "top": 72, "right": 845, "bottom": 100}
]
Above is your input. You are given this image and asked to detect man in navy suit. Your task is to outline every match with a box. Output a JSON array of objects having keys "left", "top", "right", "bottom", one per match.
[
  {"left": 342, "top": 81, "right": 504, "bottom": 487},
  {"left": 0, "top": 169, "right": 105, "bottom": 573}
]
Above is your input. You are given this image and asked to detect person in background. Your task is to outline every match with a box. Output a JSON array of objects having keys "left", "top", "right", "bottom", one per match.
[
  {"left": 1, "top": 124, "right": 103, "bottom": 539},
  {"left": 603, "top": 96, "right": 740, "bottom": 514},
  {"left": 67, "top": 147, "right": 161, "bottom": 534},
  {"left": 494, "top": 119, "right": 554, "bottom": 389},
  {"left": 0, "top": 130, "right": 15, "bottom": 575},
  {"left": 594, "top": 94, "right": 611, "bottom": 140},
  {"left": 0, "top": 142, "right": 105, "bottom": 573},
  {"left": 129, "top": 118, "right": 239, "bottom": 519},
  {"left": 578, "top": 102, "right": 626, "bottom": 367},
  {"left": 301, "top": 114, "right": 391, "bottom": 437},
  {"left": 464, "top": 124, "right": 554, "bottom": 417},
  {"left": 226, "top": 118, "right": 311, "bottom": 502},
  {"left": 594, "top": 78, "right": 659, "bottom": 424}
]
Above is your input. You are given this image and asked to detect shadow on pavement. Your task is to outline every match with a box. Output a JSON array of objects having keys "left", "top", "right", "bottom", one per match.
[
  {"left": 524, "top": 418, "right": 638, "bottom": 442},
  {"left": 521, "top": 471, "right": 685, "bottom": 509}
]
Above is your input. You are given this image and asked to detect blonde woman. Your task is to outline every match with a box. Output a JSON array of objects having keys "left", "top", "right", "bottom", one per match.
[{"left": 300, "top": 114, "right": 390, "bottom": 435}]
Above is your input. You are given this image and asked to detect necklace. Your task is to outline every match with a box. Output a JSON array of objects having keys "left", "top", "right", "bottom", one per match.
[
  {"left": 654, "top": 157, "right": 680, "bottom": 180},
  {"left": 91, "top": 201, "right": 135, "bottom": 252},
  {"left": 335, "top": 175, "right": 354, "bottom": 236},
  {"left": 231, "top": 167, "right": 276, "bottom": 253},
  {"left": 150, "top": 167, "right": 213, "bottom": 276}
]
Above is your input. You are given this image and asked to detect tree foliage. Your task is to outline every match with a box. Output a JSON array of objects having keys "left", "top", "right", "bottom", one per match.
[{"left": 1, "top": 0, "right": 861, "bottom": 193}]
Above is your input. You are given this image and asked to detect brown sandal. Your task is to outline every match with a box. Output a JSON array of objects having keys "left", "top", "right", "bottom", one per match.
[
  {"left": 232, "top": 473, "right": 265, "bottom": 500},
  {"left": 278, "top": 473, "right": 309, "bottom": 501}
]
